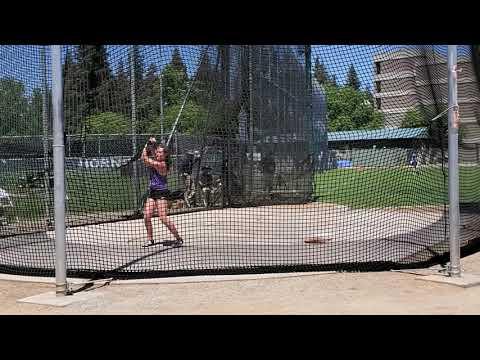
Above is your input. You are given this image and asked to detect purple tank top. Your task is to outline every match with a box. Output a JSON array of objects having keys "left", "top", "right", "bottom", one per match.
[{"left": 148, "top": 167, "right": 167, "bottom": 191}]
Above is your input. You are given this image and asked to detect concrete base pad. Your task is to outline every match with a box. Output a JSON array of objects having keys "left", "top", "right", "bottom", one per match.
[
  {"left": 416, "top": 273, "right": 480, "bottom": 288},
  {"left": 392, "top": 268, "right": 444, "bottom": 276},
  {"left": 17, "top": 290, "right": 101, "bottom": 307},
  {"left": 1, "top": 271, "right": 335, "bottom": 285},
  {"left": 112, "top": 271, "right": 337, "bottom": 285},
  {"left": 0, "top": 274, "right": 86, "bottom": 284}
]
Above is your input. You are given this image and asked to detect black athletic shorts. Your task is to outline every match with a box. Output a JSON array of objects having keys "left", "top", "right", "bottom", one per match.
[{"left": 148, "top": 189, "right": 170, "bottom": 200}]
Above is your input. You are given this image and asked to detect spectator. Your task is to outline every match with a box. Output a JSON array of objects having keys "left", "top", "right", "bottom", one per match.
[{"left": 261, "top": 150, "right": 276, "bottom": 196}]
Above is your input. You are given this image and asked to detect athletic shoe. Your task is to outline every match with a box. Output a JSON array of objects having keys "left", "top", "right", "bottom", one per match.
[
  {"left": 172, "top": 238, "right": 184, "bottom": 247},
  {"left": 142, "top": 240, "right": 155, "bottom": 248},
  {"left": 161, "top": 240, "right": 175, "bottom": 246},
  {"left": 162, "top": 239, "right": 183, "bottom": 247}
]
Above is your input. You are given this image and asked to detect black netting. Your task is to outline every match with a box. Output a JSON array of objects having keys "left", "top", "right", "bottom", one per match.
[{"left": 1, "top": 45, "right": 479, "bottom": 278}]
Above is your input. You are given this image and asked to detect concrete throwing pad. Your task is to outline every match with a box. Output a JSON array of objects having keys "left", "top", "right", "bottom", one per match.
[
  {"left": 416, "top": 273, "right": 480, "bottom": 288},
  {"left": 18, "top": 290, "right": 102, "bottom": 307},
  {"left": 3, "top": 203, "right": 479, "bottom": 275}
]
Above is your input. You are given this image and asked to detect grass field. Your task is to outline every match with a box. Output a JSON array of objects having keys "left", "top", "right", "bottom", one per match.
[
  {"left": 314, "top": 166, "right": 480, "bottom": 208},
  {"left": 66, "top": 170, "right": 146, "bottom": 213},
  {"left": 2, "top": 165, "right": 480, "bottom": 220},
  {"left": 0, "top": 174, "right": 49, "bottom": 220}
]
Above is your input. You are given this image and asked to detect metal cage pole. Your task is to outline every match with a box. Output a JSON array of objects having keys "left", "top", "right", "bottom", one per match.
[
  {"left": 130, "top": 46, "right": 139, "bottom": 210},
  {"left": 447, "top": 45, "right": 461, "bottom": 277},
  {"left": 159, "top": 45, "right": 165, "bottom": 143},
  {"left": 51, "top": 45, "right": 68, "bottom": 296},
  {"left": 304, "top": 45, "right": 315, "bottom": 196},
  {"left": 248, "top": 45, "right": 254, "bottom": 200},
  {"left": 222, "top": 45, "right": 230, "bottom": 207},
  {"left": 41, "top": 46, "right": 51, "bottom": 227}
]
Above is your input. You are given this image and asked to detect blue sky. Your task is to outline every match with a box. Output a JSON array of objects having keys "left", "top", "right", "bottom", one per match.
[
  {"left": 0, "top": 45, "right": 469, "bottom": 97},
  {"left": 311, "top": 45, "right": 469, "bottom": 91},
  {"left": 0, "top": 45, "right": 51, "bottom": 94},
  {"left": 312, "top": 45, "right": 381, "bottom": 90},
  {"left": 0, "top": 45, "right": 206, "bottom": 96}
]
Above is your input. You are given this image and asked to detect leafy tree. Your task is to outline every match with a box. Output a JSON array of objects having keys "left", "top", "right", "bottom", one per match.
[
  {"left": 346, "top": 64, "right": 361, "bottom": 90},
  {"left": 0, "top": 78, "right": 29, "bottom": 135},
  {"left": 400, "top": 105, "right": 466, "bottom": 145},
  {"left": 85, "top": 112, "right": 130, "bottom": 134},
  {"left": 325, "top": 83, "right": 384, "bottom": 131},
  {"left": 401, "top": 108, "right": 426, "bottom": 128},
  {"left": 27, "top": 88, "right": 44, "bottom": 135},
  {"left": 328, "top": 114, "right": 354, "bottom": 132},
  {"left": 62, "top": 45, "right": 115, "bottom": 135},
  {"left": 145, "top": 100, "right": 208, "bottom": 135},
  {"left": 139, "top": 49, "right": 192, "bottom": 136}
]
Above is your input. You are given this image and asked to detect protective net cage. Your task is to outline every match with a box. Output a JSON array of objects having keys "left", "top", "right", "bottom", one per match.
[{"left": 0, "top": 45, "right": 479, "bottom": 278}]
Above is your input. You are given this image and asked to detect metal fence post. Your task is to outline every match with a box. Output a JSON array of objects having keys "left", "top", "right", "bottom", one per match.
[
  {"left": 447, "top": 45, "right": 461, "bottom": 277},
  {"left": 130, "top": 46, "right": 139, "bottom": 210},
  {"left": 51, "top": 45, "right": 68, "bottom": 295},
  {"left": 248, "top": 45, "right": 254, "bottom": 200},
  {"left": 41, "top": 46, "right": 51, "bottom": 227},
  {"left": 159, "top": 46, "right": 164, "bottom": 143}
]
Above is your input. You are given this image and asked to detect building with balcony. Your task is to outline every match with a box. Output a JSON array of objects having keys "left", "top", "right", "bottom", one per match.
[{"left": 373, "top": 49, "right": 480, "bottom": 145}]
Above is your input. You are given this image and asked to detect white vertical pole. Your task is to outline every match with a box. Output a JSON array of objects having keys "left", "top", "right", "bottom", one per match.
[
  {"left": 447, "top": 45, "right": 461, "bottom": 277},
  {"left": 41, "top": 46, "right": 51, "bottom": 227},
  {"left": 160, "top": 72, "right": 164, "bottom": 139},
  {"left": 130, "top": 46, "right": 139, "bottom": 209},
  {"left": 248, "top": 46, "right": 254, "bottom": 198},
  {"left": 51, "top": 45, "right": 68, "bottom": 295},
  {"left": 159, "top": 45, "right": 164, "bottom": 142}
]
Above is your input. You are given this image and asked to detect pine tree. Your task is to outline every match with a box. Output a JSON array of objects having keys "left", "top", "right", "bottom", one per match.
[
  {"left": 138, "top": 63, "right": 161, "bottom": 132},
  {"left": 330, "top": 74, "right": 338, "bottom": 87},
  {"left": 75, "top": 45, "right": 113, "bottom": 115},
  {"left": 314, "top": 58, "right": 330, "bottom": 85},
  {"left": 171, "top": 47, "right": 188, "bottom": 76},
  {"left": 363, "top": 86, "right": 375, "bottom": 107},
  {"left": 143, "top": 64, "right": 158, "bottom": 97},
  {"left": 193, "top": 50, "right": 217, "bottom": 104},
  {"left": 161, "top": 48, "right": 189, "bottom": 106},
  {"left": 63, "top": 48, "right": 84, "bottom": 134},
  {"left": 112, "top": 59, "right": 130, "bottom": 115},
  {"left": 131, "top": 45, "right": 144, "bottom": 86},
  {"left": 92, "top": 45, "right": 113, "bottom": 113},
  {"left": 346, "top": 64, "right": 361, "bottom": 90},
  {"left": 66, "top": 45, "right": 116, "bottom": 136},
  {"left": 131, "top": 45, "right": 145, "bottom": 118}
]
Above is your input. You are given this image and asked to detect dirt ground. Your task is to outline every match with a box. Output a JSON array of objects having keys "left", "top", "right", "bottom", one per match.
[{"left": 2, "top": 250, "right": 480, "bottom": 314}]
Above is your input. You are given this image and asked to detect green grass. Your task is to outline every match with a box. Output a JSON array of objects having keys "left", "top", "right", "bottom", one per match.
[
  {"left": 66, "top": 170, "right": 180, "bottom": 214},
  {"left": 314, "top": 166, "right": 480, "bottom": 209},
  {"left": 1, "top": 172, "right": 50, "bottom": 220},
  {"left": 1, "top": 170, "right": 150, "bottom": 219},
  {"left": 2, "top": 168, "right": 184, "bottom": 219},
  {"left": 66, "top": 170, "right": 149, "bottom": 214},
  {"left": 2, "top": 165, "right": 480, "bottom": 220}
]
